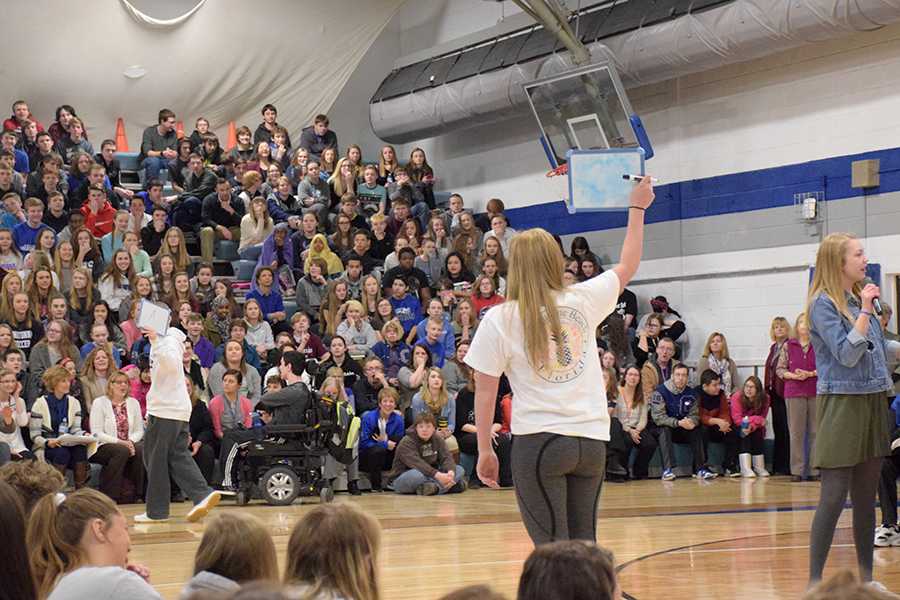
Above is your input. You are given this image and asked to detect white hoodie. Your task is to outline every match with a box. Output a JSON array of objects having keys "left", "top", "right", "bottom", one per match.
[{"left": 146, "top": 328, "right": 191, "bottom": 422}]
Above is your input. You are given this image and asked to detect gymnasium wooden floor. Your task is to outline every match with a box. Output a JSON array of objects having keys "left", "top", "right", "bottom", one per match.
[{"left": 124, "top": 476, "right": 900, "bottom": 599}]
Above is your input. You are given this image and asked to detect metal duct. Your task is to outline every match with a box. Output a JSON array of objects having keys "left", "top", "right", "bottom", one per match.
[{"left": 370, "top": 0, "right": 900, "bottom": 144}]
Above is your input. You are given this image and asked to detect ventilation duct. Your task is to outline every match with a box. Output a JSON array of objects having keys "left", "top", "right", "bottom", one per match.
[{"left": 370, "top": 0, "right": 900, "bottom": 144}]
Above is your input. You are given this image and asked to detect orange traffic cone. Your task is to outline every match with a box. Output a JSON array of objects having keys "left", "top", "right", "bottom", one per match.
[
  {"left": 226, "top": 121, "right": 236, "bottom": 150},
  {"left": 176, "top": 120, "right": 184, "bottom": 139},
  {"left": 114, "top": 118, "right": 129, "bottom": 152}
]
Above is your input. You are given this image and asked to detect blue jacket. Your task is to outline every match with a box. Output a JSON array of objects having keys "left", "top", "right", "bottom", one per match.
[
  {"left": 370, "top": 340, "right": 410, "bottom": 379},
  {"left": 359, "top": 409, "right": 405, "bottom": 452},
  {"left": 808, "top": 292, "right": 900, "bottom": 394},
  {"left": 650, "top": 382, "right": 699, "bottom": 428}
]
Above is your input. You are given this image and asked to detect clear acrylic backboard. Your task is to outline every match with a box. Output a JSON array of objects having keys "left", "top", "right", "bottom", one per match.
[{"left": 524, "top": 59, "right": 650, "bottom": 168}]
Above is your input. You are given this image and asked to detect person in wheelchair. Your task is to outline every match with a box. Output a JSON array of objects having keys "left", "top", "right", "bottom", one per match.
[{"left": 219, "top": 351, "right": 311, "bottom": 492}]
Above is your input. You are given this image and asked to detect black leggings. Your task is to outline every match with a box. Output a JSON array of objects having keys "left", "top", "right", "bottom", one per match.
[
  {"left": 511, "top": 433, "right": 606, "bottom": 545},
  {"left": 809, "top": 458, "right": 882, "bottom": 584}
]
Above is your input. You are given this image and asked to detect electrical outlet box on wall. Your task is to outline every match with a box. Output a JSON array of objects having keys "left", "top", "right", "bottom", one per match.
[{"left": 851, "top": 159, "right": 880, "bottom": 188}]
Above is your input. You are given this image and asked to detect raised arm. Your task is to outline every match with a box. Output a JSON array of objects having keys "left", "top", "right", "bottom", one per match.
[{"left": 612, "top": 177, "right": 655, "bottom": 293}]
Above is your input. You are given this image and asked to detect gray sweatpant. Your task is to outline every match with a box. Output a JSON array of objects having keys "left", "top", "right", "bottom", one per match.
[
  {"left": 511, "top": 433, "right": 607, "bottom": 545},
  {"left": 144, "top": 416, "right": 213, "bottom": 519}
]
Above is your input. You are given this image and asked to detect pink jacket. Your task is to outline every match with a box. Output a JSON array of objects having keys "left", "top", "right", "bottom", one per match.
[
  {"left": 208, "top": 394, "right": 253, "bottom": 438},
  {"left": 729, "top": 391, "right": 770, "bottom": 435},
  {"left": 122, "top": 364, "right": 149, "bottom": 417}
]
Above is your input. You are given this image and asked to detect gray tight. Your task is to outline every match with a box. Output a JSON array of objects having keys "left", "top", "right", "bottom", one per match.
[
  {"left": 808, "top": 457, "right": 882, "bottom": 585},
  {"left": 511, "top": 433, "right": 607, "bottom": 545}
]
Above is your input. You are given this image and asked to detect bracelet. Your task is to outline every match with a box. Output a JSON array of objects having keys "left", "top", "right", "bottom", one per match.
[
  {"left": 629, "top": 206, "right": 646, "bottom": 211},
  {"left": 860, "top": 309, "right": 872, "bottom": 316}
]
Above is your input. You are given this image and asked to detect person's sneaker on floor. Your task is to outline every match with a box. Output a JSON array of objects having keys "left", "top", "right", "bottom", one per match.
[
  {"left": 186, "top": 491, "right": 221, "bottom": 522},
  {"left": 450, "top": 478, "right": 468, "bottom": 493},
  {"left": 661, "top": 469, "right": 676, "bottom": 481},
  {"left": 347, "top": 480, "right": 362, "bottom": 496},
  {"left": 694, "top": 468, "right": 718, "bottom": 480},
  {"left": 868, "top": 580, "right": 900, "bottom": 597},
  {"left": 725, "top": 467, "right": 742, "bottom": 478},
  {"left": 874, "top": 524, "right": 900, "bottom": 547},
  {"left": 416, "top": 482, "right": 440, "bottom": 496},
  {"left": 134, "top": 513, "right": 169, "bottom": 523}
]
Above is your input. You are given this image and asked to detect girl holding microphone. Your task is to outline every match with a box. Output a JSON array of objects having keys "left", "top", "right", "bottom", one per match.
[{"left": 806, "top": 233, "right": 900, "bottom": 586}]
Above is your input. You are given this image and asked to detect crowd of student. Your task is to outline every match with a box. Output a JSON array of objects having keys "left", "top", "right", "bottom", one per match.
[
  {"left": 0, "top": 461, "right": 890, "bottom": 600},
  {"left": 0, "top": 462, "right": 627, "bottom": 600},
  {"left": 0, "top": 97, "right": 894, "bottom": 494},
  {"left": 2, "top": 98, "right": 900, "bottom": 598}
]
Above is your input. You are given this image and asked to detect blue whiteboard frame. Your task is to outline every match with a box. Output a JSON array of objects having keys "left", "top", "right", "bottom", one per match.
[{"left": 565, "top": 147, "right": 645, "bottom": 214}]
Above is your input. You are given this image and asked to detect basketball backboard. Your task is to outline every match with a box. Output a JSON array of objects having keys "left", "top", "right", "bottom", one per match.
[{"left": 523, "top": 58, "right": 653, "bottom": 168}]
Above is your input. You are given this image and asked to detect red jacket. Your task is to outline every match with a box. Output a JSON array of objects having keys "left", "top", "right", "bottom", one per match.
[
  {"left": 80, "top": 201, "right": 116, "bottom": 237},
  {"left": 3, "top": 115, "right": 44, "bottom": 134}
]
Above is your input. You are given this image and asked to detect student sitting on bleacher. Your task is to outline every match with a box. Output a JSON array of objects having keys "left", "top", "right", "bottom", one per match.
[
  {"left": 138, "top": 108, "right": 178, "bottom": 183},
  {"left": 650, "top": 363, "right": 717, "bottom": 481}
]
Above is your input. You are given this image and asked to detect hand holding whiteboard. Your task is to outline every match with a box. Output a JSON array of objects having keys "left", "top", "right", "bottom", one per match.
[{"left": 136, "top": 299, "right": 171, "bottom": 335}]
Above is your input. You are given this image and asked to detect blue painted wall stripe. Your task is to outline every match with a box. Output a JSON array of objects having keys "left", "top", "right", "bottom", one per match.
[{"left": 506, "top": 146, "right": 900, "bottom": 235}]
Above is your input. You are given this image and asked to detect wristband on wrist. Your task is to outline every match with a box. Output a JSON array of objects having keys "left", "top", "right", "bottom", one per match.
[
  {"left": 860, "top": 309, "right": 872, "bottom": 316},
  {"left": 629, "top": 206, "right": 646, "bottom": 211}
]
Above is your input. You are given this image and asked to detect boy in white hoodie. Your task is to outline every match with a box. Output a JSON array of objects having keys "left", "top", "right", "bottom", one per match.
[{"left": 135, "top": 326, "right": 220, "bottom": 523}]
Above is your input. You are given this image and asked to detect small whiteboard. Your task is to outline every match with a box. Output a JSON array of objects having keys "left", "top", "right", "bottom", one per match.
[
  {"left": 136, "top": 299, "right": 171, "bottom": 334},
  {"left": 566, "top": 147, "right": 645, "bottom": 213}
]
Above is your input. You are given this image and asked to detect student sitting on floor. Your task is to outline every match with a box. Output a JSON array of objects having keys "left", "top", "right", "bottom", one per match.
[{"left": 387, "top": 412, "right": 466, "bottom": 496}]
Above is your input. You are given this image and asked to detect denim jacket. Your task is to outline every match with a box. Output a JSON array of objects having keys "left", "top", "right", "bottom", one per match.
[{"left": 808, "top": 292, "right": 900, "bottom": 394}]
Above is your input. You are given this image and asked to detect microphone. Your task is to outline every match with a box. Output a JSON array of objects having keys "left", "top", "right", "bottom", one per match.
[{"left": 863, "top": 277, "right": 883, "bottom": 316}]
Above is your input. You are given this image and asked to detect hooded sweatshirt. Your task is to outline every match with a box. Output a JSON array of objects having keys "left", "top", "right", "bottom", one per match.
[
  {"left": 387, "top": 424, "right": 455, "bottom": 482},
  {"left": 147, "top": 328, "right": 192, "bottom": 421},
  {"left": 178, "top": 571, "right": 239, "bottom": 600}
]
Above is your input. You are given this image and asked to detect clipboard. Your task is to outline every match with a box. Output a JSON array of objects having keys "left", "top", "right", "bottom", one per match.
[{"left": 136, "top": 299, "right": 171, "bottom": 334}]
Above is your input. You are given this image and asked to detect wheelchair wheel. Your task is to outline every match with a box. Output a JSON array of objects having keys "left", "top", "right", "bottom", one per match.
[
  {"left": 320, "top": 485, "right": 334, "bottom": 504},
  {"left": 261, "top": 466, "right": 300, "bottom": 506}
]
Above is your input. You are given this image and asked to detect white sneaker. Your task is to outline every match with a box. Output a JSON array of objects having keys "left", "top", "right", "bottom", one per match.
[
  {"left": 868, "top": 581, "right": 900, "bottom": 597},
  {"left": 186, "top": 491, "right": 221, "bottom": 523},
  {"left": 874, "top": 524, "right": 900, "bottom": 548},
  {"left": 133, "top": 513, "right": 169, "bottom": 523}
]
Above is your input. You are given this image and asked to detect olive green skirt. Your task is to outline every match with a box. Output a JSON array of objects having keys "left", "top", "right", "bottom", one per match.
[{"left": 813, "top": 392, "right": 892, "bottom": 469}]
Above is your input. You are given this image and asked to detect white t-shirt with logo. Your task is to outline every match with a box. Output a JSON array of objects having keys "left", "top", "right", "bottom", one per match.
[{"left": 464, "top": 270, "right": 619, "bottom": 441}]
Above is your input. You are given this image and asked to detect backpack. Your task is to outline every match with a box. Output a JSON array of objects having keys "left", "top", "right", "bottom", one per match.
[{"left": 320, "top": 397, "right": 361, "bottom": 465}]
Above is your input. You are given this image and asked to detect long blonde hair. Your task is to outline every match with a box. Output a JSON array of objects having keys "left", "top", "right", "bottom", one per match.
[
  {"left": 419, "top": 366, "right": 448, "bottom": 414},
  {"left": 701, "top": 332, "right": 731, "bottom": 360},
  {"left": 807, "top": 233, "right": 862, "bottom": 322},
  {"left": 157, "top": 226, "right": 191, "bottom": 272},
  {"left": 28, "top": 489, "right": 120, "bottom": 599},
  {"left": 284, "top": 503, "right": 381, "bottom": 600},
  {"left": 506, "top": 229, "right": 564, "bottom": 369}
]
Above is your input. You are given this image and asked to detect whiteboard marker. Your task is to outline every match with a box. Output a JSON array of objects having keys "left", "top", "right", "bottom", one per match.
[{"left": 622, "top": 174, "right": 660, "bottom": 183}]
